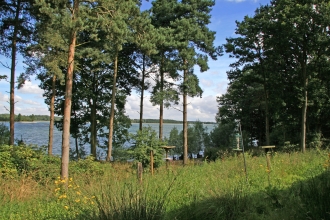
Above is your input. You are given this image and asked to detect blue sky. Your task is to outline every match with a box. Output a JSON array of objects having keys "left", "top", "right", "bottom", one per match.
[{"left": 0, "top": 0, "right": 270, "bottom": 122}]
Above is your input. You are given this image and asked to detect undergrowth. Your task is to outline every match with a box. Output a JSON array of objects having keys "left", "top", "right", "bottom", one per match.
[{"left": 0, "top": 144, "right": 329, "bottom": 220}]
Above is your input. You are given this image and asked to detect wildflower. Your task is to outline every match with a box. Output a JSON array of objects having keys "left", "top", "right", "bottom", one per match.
[
  {"left": 54, "top": 188, "right": 60, "bottom": 192},
  {"left": 59, "top": 194, "right": 67, "bottom": 199},
  {"left": 75, "top": 199, "right": 80, "bottom": 203},
  {"left": 64, "top": 206, "right": 69, "bottom": 210},
  {"left": 76, "top": 191, "right": 81, "bottom": 195}
]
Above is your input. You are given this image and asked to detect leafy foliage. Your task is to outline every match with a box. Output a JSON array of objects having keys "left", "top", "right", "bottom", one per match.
[
  {"left": 220, "top": 0, "right": 330, "bottom": 150},
  {"left": 0, "top": 123, "right": 10, "bottom": 145},
  {"left": 0, "top": 144, "right": 60, "bottom": 179},
  {"left": 167, "top": 121, "right": 210, "bottom": 155},
  {"left": 128, "top": 126, "right": 166, "bottom": 168}
]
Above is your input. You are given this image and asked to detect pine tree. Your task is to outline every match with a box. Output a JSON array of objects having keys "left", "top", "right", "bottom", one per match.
[
  {"left": 0, "top": 0, "right": 36, "bottom": 145},
  {"left": 172, "top": 0, "right": 221, "bottom": 164}
]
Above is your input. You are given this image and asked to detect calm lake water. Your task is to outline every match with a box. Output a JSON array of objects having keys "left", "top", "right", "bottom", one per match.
[{"left": 1, "top": 122, "right": 215, "bottom": 156}]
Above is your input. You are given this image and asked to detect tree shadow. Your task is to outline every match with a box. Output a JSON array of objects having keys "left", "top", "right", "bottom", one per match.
[{"left": 166, "top": 171, "right": 330, "bottom": 220}]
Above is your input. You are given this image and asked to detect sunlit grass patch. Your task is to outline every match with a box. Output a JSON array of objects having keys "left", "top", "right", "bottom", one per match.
[{"left": 0, "top": 148, "right": 329, "bottom": 219}]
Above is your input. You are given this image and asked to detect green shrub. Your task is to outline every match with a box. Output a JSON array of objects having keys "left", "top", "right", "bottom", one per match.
[
  {"left": 128, "top": 126, "right": 166, "bottom": 169},
  {"left": 0, "top": 144, "right": 60, "bottom": 180},
  {"left": 70, "top": 156, "right": 105, "bottom": 177},
  {"left": 0, "top": 123, "right": 10, "bottom": 145}
]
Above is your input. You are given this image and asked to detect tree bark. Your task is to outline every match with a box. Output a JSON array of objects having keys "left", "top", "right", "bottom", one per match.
[
  {"left": 159, "top": 55, "right": 164, "bottom": 140},
  {"left": 107, "top": 50, "right": 118, "bottom": 162},
  {"left": 139, "top": 55, "right": 146, "bottom": 131},
  {"left": 73, "top": 103, "right": 80, "bottom": 160},
  {"left": 183, "top": 63, "right": 188, "bottom": 165},
  {"left": 91, "top": 100, "right": 97, "bottom": 157},
  {"left": 9, "top": 0, "right": 21, "bottom": 145},
  {"left": 61, "top": 0, "right": 79, "bottom": 179},
  {"left": 301, "top": 61, "right": 307, "bottom": 153},
  {"left": 48, "top": 74, "right": 56, "bottom": 155},
  {"left": 265, "top": 91, "right": 270, "bottom": 145}
]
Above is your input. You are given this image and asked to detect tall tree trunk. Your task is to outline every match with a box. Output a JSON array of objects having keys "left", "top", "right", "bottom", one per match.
[
  {"left": 75, "top": 134, "right": 79, "bottom": 159},
  {"left": 260, "top": 55, "right": 269, "bottom": 146},
  {"left": 159, "top": 56, "right": 164, "bottom": 140},
  {"left": 91, "top": 100, "right": 97, "bottom": 157},
  {"left": 9, "top": 0, "right": 21, "bottom": 145},
  {"left": 265, "top": 91, "right": 270, "bottom": 145},
  {"left": 73, "top": 103, "right": 80, "bottom": 160},
  {"left": 139, "top": 54, "right": 146, "bottom": 131},
  {"left": 107, "top": 50, "right": 118, "bottom": 162},
  {"left": 301, "top": 61, "right": 307, "bottom": 153},
  {"left": 61, "top": 0, "right": 79, "bottom": 179},
  {"left": 48, "top": 74, "right": 56, "bottom": 155},
  {"left": 183, "top": 63, "right": 188, "bottom": 165}
]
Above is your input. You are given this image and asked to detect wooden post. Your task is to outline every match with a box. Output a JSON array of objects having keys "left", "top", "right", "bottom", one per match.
[
  {"left": 160, "top": 146, "right": 175, "bottom": 169},
  {"left": 150, "top": 150, "right": 154, "bottom": 176},
  {"left": 266, "top": 151, "right": 271, "bottom": 184},
  {"left": 261, "top": 146, "right": 275, "bottom": 185},
  {"left": 137, "top": 162, "right": 143, "bottom": 184}
]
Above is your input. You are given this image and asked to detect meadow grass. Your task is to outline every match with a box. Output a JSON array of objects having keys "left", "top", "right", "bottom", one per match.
[{"left": 0, "top": 149, "right": 329, "bottom": 219}]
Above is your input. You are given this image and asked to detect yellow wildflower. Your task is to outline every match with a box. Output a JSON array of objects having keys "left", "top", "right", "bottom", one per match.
[
  {"left": 59, "top": 194, "right": 67, "bottom": 199},
  {"left": 64, "top": 206, "right": 69, "bottom": 210}
]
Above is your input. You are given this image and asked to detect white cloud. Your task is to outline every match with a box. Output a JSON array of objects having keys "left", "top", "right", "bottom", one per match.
[
  {"left": 126, "top": 94, "right": 160, "bottom": 119},
  {"left": 0, "top": 91, "right": 48, "bottom": 115},
  {"left": 15, "top": 95, "right": 23, "bottom": 102},
  {"left": 21, "top": 99, "right": 41, "bottom": 106},
  {"left": 213, "top": 81, "right": 228, "bottom": 95},
  {"left": 200, "top": 79, "right": 214, "bottom": 88},
  {"left": 17, "top": 81, "right": 43, "bottom": 95},
  {"left": 15, "top": 106, "right": 49, "bottom": 115},
  {"left": 0, "top": 92, "right": 8, "bottom": 102},
  {"left": 126, "top": 94, "right": 218, "bottom": 122}
]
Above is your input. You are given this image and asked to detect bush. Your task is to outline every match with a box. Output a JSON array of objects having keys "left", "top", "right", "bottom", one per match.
[
  {"left": 204, "top": 147, "right": 233, "bottom": 161},
  {"left": 0, "top": 123, "right": 10, "bottom": 145},
  {"left": 70, "top": 156, "right": 105, "bottom": 177},
  {"left": 128, "top": 126, "right": 166, "bottom": 169},
  {"left": 0, "top": 144, "right": 60, "bottom": 180}
]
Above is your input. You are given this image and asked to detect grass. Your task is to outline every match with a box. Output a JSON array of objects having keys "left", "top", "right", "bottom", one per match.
[{"left": 0, "top": 148, "right": 329, "bottom": 219}]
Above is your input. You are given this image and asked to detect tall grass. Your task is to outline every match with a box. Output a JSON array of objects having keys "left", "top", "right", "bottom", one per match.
[{"left": 0, "top": 149, "right": 329, "bottom": 219}]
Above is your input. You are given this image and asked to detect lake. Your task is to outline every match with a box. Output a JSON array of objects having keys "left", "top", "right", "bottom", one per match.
[{"left": 1, "top": 122, "right": 215, "bottom": 156}]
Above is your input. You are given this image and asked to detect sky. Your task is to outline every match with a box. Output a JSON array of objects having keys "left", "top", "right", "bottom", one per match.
[{"left": 0, "top": 0, "right": 270, "bottom": 122}]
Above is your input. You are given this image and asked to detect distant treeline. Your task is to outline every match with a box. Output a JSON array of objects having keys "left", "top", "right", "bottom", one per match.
[
  {"left": 0, "top": 114, "right": 215, "bottom": 124},
  {"left": 130, "top": 119, "right": 215, "bottom": 124},
  {"left": 0, "top": 114, "right": 61, "bottom": 122}
]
